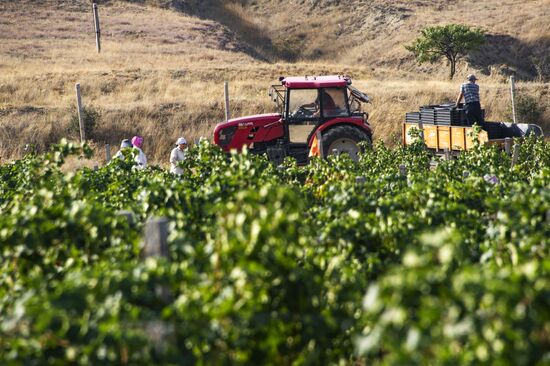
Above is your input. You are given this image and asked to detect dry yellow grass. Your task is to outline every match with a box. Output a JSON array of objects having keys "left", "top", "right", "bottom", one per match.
[
  {"left": 0, "top": 0, "right": 548, "bottom": 166},
  {"left": 220, "top": 0, "right": 550, "bottom": 74}
]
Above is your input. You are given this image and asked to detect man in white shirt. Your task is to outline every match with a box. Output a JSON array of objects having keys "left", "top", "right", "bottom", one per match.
[{"left": 170, "top": 137, "right": 187, "bottom": 175}]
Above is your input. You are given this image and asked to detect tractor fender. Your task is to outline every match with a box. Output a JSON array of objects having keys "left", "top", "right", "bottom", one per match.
[{"left": 308, "top": 118, "right": 372, "bottom": 147}]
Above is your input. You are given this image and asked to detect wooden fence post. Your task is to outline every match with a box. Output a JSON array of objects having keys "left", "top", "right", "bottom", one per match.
[
  {"left": 142, "top": 217, "right": 174, "bottom": 352},
  {"left": 92, "top": 2, "right": 101, "bottom": 53},
  {"left": 510, "top": 76, "right": 517, "bottom": 124},
  {"left": 143, "top": 217, "right": 172, "bottom": 304},
  {"left": 75, "top": 83, "right": 86, "bottom": 142},
  {"left": 418, "top": 119, "right": 424, "bottom": 142},
  {"left": 143, "top": 217, "right": 169, "bottom": 258},
  {"left": 504, "top": 137, "right": 512, "bottom": 155},
  {"left": 399, "top": 164, "right": 407, "bottom": 177},
  {"left": 105, "top": 144, "right": 111, "bottom": 163},
  {"left": 224, "top": 81, "right": 230, "bottom": 122},
  {"left": 511, "top": 144, "right": 520, "bottom": 168},
  {"left": 117, "top": 210, "right": 134, "bottom": 226},
  {"left": 316, "top": 131, "right": 324, "bottom": 159},
  {"left": 444, "top": 148, "right": 451, "bottom": 161}
]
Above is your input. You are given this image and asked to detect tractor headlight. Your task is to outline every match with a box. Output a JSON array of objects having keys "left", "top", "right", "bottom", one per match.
[{"left": 218, "top": 126, "right": 237, "bottom": 146}]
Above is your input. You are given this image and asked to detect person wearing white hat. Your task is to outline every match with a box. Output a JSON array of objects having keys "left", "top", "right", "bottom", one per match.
[
  {"left": 456, "top": 74, "right": 485, "bottom": 127},
  {"left": 112, "top": 139, "right": 133, "bottom": 160},
  {"left": 170, "top": 137, "right": 187, "bottom": 175}
]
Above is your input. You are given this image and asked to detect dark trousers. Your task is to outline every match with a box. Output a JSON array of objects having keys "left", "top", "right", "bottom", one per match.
[{"left": 465, "top": 101, "right": 484, "bottom": 126}]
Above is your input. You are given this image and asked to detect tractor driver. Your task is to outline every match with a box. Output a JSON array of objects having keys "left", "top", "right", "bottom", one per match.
[
  {"left": 312, "top": 90, "right": 336, "bottom": 117},
  {"left": 291, "top": 89, "right": 337, "bottom": 118}
]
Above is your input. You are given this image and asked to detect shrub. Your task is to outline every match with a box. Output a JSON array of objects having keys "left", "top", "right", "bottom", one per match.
[
  {"left": 272, "top": 35, "right": 303, "bottom": 61},
  {"left": 70, "top": 105, "right": 100, "bottom": 140},
  {"left": 511, "top": 94, "right": 546, "bottom": 124}
]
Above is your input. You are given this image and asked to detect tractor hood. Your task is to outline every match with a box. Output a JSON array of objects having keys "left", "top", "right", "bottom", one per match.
[
  {"left": 214, "top": 113, "right": 284, "bottom": 151},
  {"left": 223, "top": 113, "right": 282, "bottom": 126}
]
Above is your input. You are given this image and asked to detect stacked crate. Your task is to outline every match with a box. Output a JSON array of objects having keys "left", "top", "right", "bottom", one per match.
[
  {"left": 406, "top": 104, "right": 472, "bottom": 126},
  {"left": 435, "top": 108, "right": 465, "bottom": 125},
  {"left": 405, "top": 112, "right": 420, "bottom": 124},
  {"left": 419, "top": 106, "right": 436, "bottom": 124}
]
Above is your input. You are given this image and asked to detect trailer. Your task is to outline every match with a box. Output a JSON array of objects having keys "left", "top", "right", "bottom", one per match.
[{"left": 403, "top": 121, "right": 544, "bottom": 152}]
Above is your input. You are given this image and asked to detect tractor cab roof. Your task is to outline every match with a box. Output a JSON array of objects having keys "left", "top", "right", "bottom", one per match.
[{"left": 280, "top": 75, "right": 351, "bottom": 89}]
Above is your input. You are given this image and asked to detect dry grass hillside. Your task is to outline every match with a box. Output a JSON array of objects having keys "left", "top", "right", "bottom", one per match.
[
  {"left": 0, "top": 0, "right": 549, "bottom": 165},
  {"left": 173, "top": 0, "right": 550, "bottom": 79}
]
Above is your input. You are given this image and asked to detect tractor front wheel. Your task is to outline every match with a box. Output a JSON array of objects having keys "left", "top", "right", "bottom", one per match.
[{"left": 322, "top": 125, "right": 371, "bottom": 161}]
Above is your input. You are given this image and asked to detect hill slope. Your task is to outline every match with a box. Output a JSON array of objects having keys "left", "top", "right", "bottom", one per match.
[
  {"left": 170, "top": 0, "right": 550, "bottom": 80},
  {"left": 0, "top": 0, "right": 548, "bottom": 164}
]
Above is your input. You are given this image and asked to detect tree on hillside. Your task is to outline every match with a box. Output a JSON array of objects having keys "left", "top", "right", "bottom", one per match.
[{"left": 406, "top": 24, "right": 485, "bottom": 79}]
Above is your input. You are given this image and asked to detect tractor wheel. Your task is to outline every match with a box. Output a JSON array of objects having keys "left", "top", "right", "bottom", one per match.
[{"left": 322, "top": 125, "right": 371, "bottom": 161}]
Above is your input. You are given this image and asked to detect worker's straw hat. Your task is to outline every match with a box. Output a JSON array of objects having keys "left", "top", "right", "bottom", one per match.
[
  {"left": 467, "top": 74, "right": 477, "bottom": 81},
  {"left": 176, "top": 137, "right": 187, "bottom": 145}
]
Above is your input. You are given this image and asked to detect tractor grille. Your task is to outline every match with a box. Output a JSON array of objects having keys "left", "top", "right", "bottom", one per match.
[{"left": 218, "top": 126, "right": 237, "bottom": 146}]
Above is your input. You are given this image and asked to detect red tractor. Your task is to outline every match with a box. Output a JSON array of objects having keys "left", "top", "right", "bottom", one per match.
[{"left": 213, "top": 75, "right": 372, "bottom": 164}]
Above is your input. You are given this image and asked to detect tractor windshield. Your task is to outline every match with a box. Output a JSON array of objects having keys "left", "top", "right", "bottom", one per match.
[
  {"left": 288, "top": 89, "right": 319, "bottom": 120},
  {"left": 287, "top": 87, "right": 351, "bottom": 120}
]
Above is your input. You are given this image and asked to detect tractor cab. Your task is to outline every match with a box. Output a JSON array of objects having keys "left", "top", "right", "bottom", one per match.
[
  {"left": 214, "top": 75, "right": 372, "bottom": 164},
  {"left": 270, "top": 76, "right": 370, "bottom": 146}
]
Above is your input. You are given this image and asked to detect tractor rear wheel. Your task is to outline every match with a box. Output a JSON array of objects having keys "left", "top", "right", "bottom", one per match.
[{"left": 322, "top": 125, "right": 371, "bottom": 161}]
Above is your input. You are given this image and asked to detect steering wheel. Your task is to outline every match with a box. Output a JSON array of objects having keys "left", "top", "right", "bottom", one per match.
[{"left": 291, "top": 106, "right": 314, "bottom": 118}]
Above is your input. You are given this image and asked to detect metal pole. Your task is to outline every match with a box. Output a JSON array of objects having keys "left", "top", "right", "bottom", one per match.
[
  {"left": 75, "top": 83, "right": 86, "bottom": 142},
  {"left": 510, "top": 76, "right": 517, "bottom": 124},
  {"left": 93, "top": 2, "right": 101, "bottom": 53},
  {"left": 224, "top": 81, "right": 230, "bottom": 122}
]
